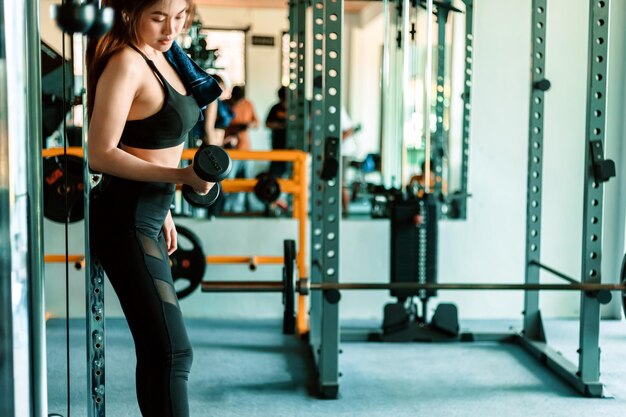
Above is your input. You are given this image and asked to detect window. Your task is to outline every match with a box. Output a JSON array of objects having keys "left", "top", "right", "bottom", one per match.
[{"left": 201, "top": 28, "right": 247, "bottom": 88}]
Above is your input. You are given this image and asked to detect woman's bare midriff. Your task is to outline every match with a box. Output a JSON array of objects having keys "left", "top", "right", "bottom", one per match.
[{"left": 121, "top": 142, "right": 185, "bottom": 169}]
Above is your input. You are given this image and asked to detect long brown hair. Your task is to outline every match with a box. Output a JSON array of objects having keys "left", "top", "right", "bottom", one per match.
[{"left": 86, "top": 0, "right": 194, "bottom": 120}]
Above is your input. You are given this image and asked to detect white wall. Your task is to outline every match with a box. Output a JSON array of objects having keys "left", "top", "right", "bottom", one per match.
[{"left": 349, "top": 4, "right": 384, "bottom": 159}]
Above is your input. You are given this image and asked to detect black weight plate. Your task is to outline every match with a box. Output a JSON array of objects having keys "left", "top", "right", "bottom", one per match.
[
  {"left": 283, "top": 239, "right": 296, "bottom": 335},
  {"left": 43, "top": 154, "right": 85, "bottom": 223},
  {"left": 194, "top": 145, "right": 233, "bottom": 182},
  {"left": 182, "top": 182, "right": 221, "bottom": 207},
  {"left": 254, "top": 172, "right": 281, "bottom": 204},
  {"left": 171, "top": 224, "right": 206, "bottom": 300}
]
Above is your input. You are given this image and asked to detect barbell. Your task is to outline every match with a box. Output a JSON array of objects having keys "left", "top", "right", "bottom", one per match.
[{"left": 202, "top": 252, "right": 626, "bottom": 315}]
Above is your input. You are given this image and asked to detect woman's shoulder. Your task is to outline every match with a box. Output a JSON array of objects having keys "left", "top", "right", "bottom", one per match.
[{"left": 104, "top": 46, "right": 146, "bottom": 78}]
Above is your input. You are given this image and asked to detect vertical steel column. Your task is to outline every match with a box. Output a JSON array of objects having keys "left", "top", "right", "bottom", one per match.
[
  {"left": 433, "top": 1, "right": 451, "bottom": 196},
  {"left": 295, "top": 0, "right": 308, "bottom": 151},
  {"left": 77, "top": 30, "right": 106, "bottom": 416},
  {"left": 316, "top": 0, "right": 342, "bottom": 399},
  {"left": 0, "top": 5, "right": 17, "bottom": 415},
  {"left": 287, "top": 0, "right": 298, "bottom": 148},
  {"left": 0, "top": 0, "right": 35, "bottom": 414},
  {"left": 25, "top": 0, "right": 48, "bottom": 415},
  {"left": 578, "top": 0, "right": 609, "bottom": 387},
  {"left": 288, "top": 0, "right": 307, "bottom": 151},
  {"left": 458, "top": 0, "right": 473, "bottom": 219},
  {"left": 523, "top": 0, "right": 547, "bottom": 341},
  {"left": 310, "top": 0, "right": 326, "bottom": 352}
]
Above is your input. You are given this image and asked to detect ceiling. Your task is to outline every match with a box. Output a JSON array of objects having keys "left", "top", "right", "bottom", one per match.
[{"left": 195, "top": 0, "right": 377, "bottom": 13}]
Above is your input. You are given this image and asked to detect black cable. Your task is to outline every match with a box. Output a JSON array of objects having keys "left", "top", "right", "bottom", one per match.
[{"left": 60, "top": 2, "right": 71, "bottom": 415}]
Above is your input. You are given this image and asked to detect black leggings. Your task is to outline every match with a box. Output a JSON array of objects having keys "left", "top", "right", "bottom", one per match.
[{"left": 90, "top": 176, "right": 193, "bottom": 417}]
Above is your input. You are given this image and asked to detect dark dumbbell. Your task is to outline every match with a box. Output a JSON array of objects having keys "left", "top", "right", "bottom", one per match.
[
  {"left": 254, "top": 172, "right": 281, "bottom": 204},
  {"left": 182, "top": 145, "right": 232, "bottom": 207},
  {"left": 51, "top": 1, "right": 114, "bottom": 38}
]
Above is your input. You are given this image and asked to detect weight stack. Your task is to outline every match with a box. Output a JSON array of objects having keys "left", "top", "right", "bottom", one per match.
[{"left": 390, "top": 194, "right": 439, "bottom": 300}]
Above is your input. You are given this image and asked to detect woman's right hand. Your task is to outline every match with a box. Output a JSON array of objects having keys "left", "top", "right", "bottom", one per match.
[{"left": 181, "top": 164, "right": 215, "bottom": 195}]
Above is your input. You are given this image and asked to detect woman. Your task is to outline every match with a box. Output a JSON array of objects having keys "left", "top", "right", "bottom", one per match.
[{"left": 86, "top": 1, "right": 213, "bottom": 415}]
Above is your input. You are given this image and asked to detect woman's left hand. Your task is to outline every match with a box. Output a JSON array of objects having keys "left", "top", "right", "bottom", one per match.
[{"left": 163, "top": 211, "right": 177, "bottom": 255}]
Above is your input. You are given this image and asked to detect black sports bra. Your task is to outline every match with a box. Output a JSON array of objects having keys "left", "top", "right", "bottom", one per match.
[{"left": 119, "top": 45, "right": 200, "bottom": 150}]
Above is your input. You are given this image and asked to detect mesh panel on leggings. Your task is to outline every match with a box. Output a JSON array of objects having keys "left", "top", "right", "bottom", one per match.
[
  {"left": 138, "top": 232, "right": 165, "bottom": 260},
  {"left": 154, "top": 279, "right": 180, "bottom": 308}
]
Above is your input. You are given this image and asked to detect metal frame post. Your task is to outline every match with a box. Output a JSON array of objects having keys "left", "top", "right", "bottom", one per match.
[
  {"left": 296, "top": 0, "right": 308, "bottom": 151},
  {"left": 578, "top": 0, "right": 610, "bottom": 389},
  {"left": 287, "top": 0, "right": 307, "bottom": 150},
  {"left": 312, "top": 0, "right": 343, "bottom": 399},
  {"left": 458, "top": 0, "right": 473, "bottom": 219},
  {"left": 78, "top": 30, "right": 107, "bottom": 415},
  {"left": 0, "top": 0, "right": 39, "bottom": 414},
  {"left": 287, "top": 0, "right": 298, "bottom": 149},
  {"left": 433, "top": 1, "right": 451, "bottom": 197},
  {"left": 310, "top": 0, "right": 326, "bottom": 352},
  {"left": 25, "top": 0, "right": 48, "bottom": 414},
  {"left": 523, "top": 0, "right": 548, "bottom": 342}
]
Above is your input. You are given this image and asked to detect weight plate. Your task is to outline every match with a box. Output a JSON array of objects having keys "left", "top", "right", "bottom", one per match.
[
  {"left": 43, "top": 154, "right": 85, "bottom": 223},
  {"left": 182, "top": 182, "right": 220, "bottom": 207},
  {"left": 283, "top": 239, "right": 296, "bottom": 335},
  {"left": 171, "top": 225, "right": 206, "bottom": 300},
  {"left": 194, "top": 145, "right": 232, "bottom": 182}
]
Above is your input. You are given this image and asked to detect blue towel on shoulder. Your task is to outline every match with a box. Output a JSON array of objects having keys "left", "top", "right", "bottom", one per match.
[{"left": 165, "top": 42, "right": 222, "bottom": 110}]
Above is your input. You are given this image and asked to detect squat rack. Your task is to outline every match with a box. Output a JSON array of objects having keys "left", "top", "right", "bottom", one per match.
[{"left": 295, "top": 0, "right": 616, "bottom": 398}]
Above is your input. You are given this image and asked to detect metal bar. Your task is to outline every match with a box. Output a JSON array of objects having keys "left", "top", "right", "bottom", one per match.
[
  {"left": 516, "top": 335, "right": 604, "bottom": 397},
  {"left": 1, "top": 0, "right": 35, "bottom": 413},
  {"left": 295, "top": 0, "right": 308, "bottom": 151},
  {"left": 310, "top": 0, "right": 326, "bottom": 353},
  {"left": 287, "top": 0, "right": 298, "bottom": 149},
  {"left": 220, "top": 179, "right": 301, "bottom": 194},
  {"left": 200, "top": 280, "right": 625, "bottom": 293},
  {"left": 523, "top": 0, "right": 548, "bottom": 342},
  {"left": 458, "top": 0, "right": 473, "bottom": 219},
  {"left": 75, "top": 29, "right": 106, "bottom": 416},
  {"left": 187, "top": 149, "right": 308, "bottom": 162},
  {"left": 25, "top": 0, "right": 48, "bottom": 413},
  {"left": 0, "top": 2, "right": 17, "bottom": 413},
  {"left": 201, "top": 281, "right": 284, "bottom": 292},
  {"left": 45, "top": 254, "right": 285, "bottom": 266},
  {"left": 293, "top": 134, "right": 309, "bottom": 334},
  {"left": 43, "top": 147, "right": 309, "bottom": 162},
  {"left": 317, "top": 0, "right": 342, "bottom": 398},
  {"left": 433, "top": 1, "right": 450, "bottom": 196},
  {"left": 578, "top": 0, "right": 610, "bottom": 384},
  {"left": 207, "top": 256, "right": 283, "bottom": 265},
  {"left": 423, "top": 0, "right": 434, "bottom": 192},
  {"left": 528, "top": 260, "right": 579, "bottom": 284},
  {"left": 307, "top": 282, "right": 623, "bottom": 291}
]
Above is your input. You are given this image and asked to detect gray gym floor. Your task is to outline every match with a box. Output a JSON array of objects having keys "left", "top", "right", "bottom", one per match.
[{"left": 46, "top": 318, "right": 626, "bottom": 417}]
